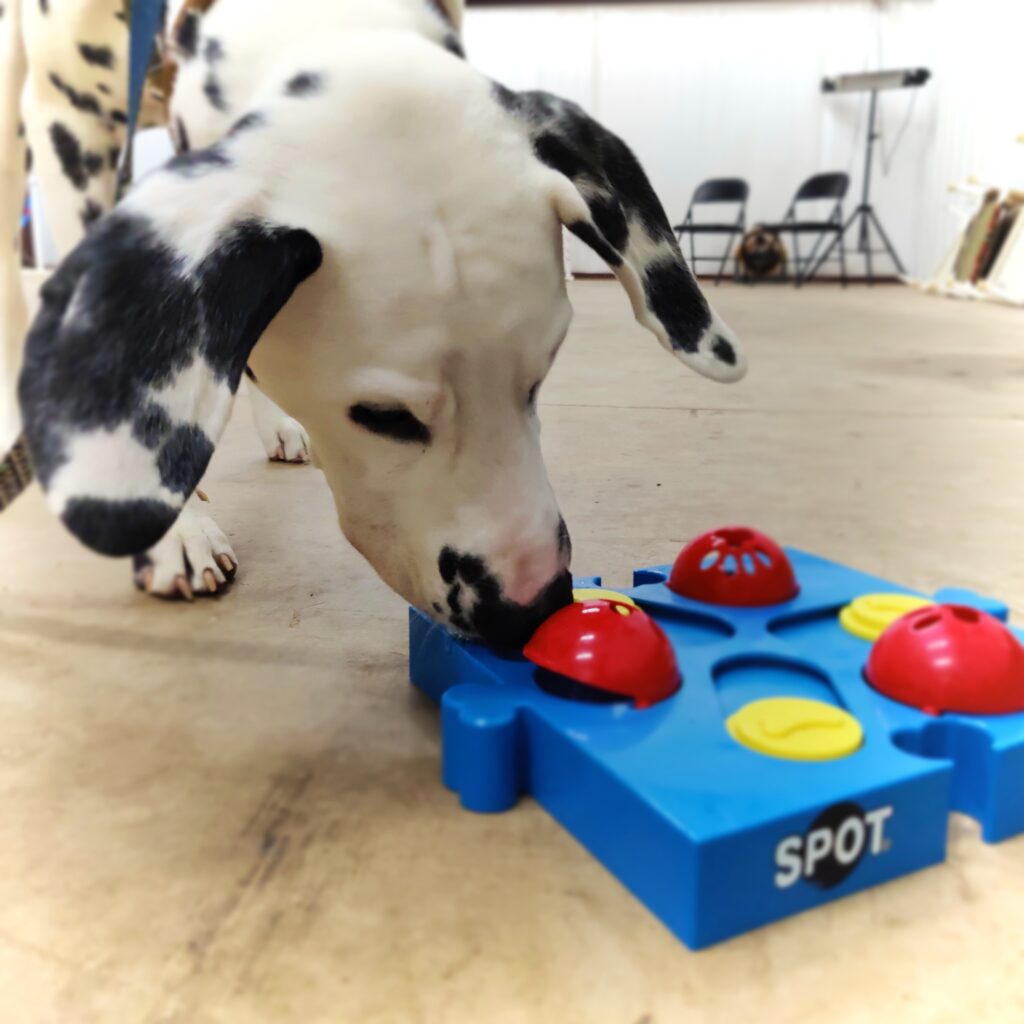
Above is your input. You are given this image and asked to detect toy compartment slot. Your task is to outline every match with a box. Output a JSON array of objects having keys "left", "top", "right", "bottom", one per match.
[
  {"left": 712, "top": 654, "right": 847, "bottom": 718},
  {"left": 767, "top": 604, "right": 849, "bottom": 646},
  {"left": 892, "top": 720, "right": 995, "bottom": 826}
]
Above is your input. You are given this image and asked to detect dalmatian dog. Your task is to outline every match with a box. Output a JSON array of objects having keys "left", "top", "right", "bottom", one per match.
[
  {"left": 14, "top": 0, "right": 746, "bottom": 648},
  {"left": 1, "top": 0, "right": 312, "bottom": 599}
]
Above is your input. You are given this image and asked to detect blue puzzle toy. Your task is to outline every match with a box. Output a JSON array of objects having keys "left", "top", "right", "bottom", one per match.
[{"left": 408, "top": 528, "right": 1024, "bottom": 949}]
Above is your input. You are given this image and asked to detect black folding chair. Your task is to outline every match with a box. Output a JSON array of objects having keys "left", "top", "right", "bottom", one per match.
[
  {"left": 673, "top": 178, "right": 749, "bottom": 284},
  {"left": 763, "top": 173, "right": 850, "bottom": 286}
]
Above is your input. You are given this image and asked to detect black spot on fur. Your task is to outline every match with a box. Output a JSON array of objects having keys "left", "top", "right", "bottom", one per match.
[
  {"left": 80, "top": 199, "right": 103, "bottom": 230},
  {"left": 158, "top": 426, "right": 214, "bottom": 495},
  {"left": 491, "top": 81, "right": 520, "bottom": 112},
  {"left": 49, "top": 73, "right": 102, "bottom": 116},
  {"left": 568, "top": 222, "right": 621, "bottom": 268},
  {"left": 133, "top": 404, "right": 172, "bottom": 449},
  {"left": 439, "top": 548, "right": 458, "bottom": 584},
  {"left": 711, "top": 336, "right": 737, "bottom": 366},
  {"left": 174, "top": 117, "right": 191, "bottom": 153},
  {"left": 439, "top": 545, "right": 572, "bottom": 649},
  {"left": 243, "top": 366, "right": 258, "bottom": 383},
  {"left": 110, "top": 110, "right": 128, "bottom": 125},
  {"left": 25, "top": 146, "right": 33, "bottom": 173},
  {"left": 495, "top": 85, "right": 716, "bottom": 353},
  {"left": 167, "top": 147, "right": 230, "bottom": 175},
  {"left": 204, "top": 37, "right": 224, "bottom": 63},
  {"left": 203, "top": 74, "right": 228, "bottom": 112},
  {"left": 84, "top": 151, "right": 104, "bottom": 177},
  {"left": 107, "top": 146, "right": 120, "bottom": 170},
  {"left": 97, "top": 83, "right": 111, "bottom": 95},
  {"left": 228, "top": 112, "right": 265, "bottom": 136},
  {"left": 62, "top": 498, "right": 178, "bottom": 558},
  {"left": 443, "top": 34, "right": 465, "bottom": 58},
  {"left": 643, "top": 261, "right": 712, "bottom": 353},
  {"left": 18, "top": 202, "right": 322, "bottom": 556},
  {"left": 39, "top": 0, "right": 48, "bottom": 13},
  {"left": 285, "top": 72, "right": 323, "bottom": 97},
  {"left": 175, "top": 11, "right": 199, "bottom": 58},
  {"left": 78, "top": 43, "right": 114, "bottom": 68},
  {"left": 457, "top": 554, "right": 486, "bottom": 586},
  {"left": 49, "top": 122, "right": 89, "bottom": 190},
  {"left": 114, "top": 8, "right": 125, "bottom": 21}
]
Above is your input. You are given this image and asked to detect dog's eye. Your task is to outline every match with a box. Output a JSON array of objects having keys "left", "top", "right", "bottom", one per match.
[
  {"left": 349, "top": 403, "right": 431, "bottom": 444},
  {"left": 527, "top": 382, "right": 541, "bottom": 408}
]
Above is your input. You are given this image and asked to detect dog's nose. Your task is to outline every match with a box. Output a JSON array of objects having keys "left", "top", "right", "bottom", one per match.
[{"left": 470, "top": 569, "right": 573, "bottom": 651}]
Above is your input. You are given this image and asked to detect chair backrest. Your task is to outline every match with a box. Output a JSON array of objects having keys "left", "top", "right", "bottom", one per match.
[
  {"left": 692, "top": 178, "right": 750, "bottom": 204},
  {"left": 794, "top": 172, "right": 849, "bottom": 202}
]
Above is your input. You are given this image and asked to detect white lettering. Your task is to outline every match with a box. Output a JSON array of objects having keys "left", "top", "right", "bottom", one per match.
[
  {"left": 774, "top": 835, "right": 803, "bottom": 889},
  {"left": 834, "top": 816, "right": 866, "bottom": 864},
  {"left": 865, "top": 805, "right": 894, "bottom": 853}
]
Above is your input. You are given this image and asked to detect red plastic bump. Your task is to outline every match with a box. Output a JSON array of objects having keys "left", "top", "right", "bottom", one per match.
[
  {"left": 524, "top": 600, "right": 680, "bottom": 709},
  {"left": 867, "top": 604, "right": 1024, "bottom": 716},
  {"left": 668, "top": 526, "right": 798, "bottom": 607}
]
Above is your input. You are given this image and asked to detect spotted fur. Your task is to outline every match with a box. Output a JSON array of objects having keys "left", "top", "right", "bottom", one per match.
[{"left": 9, "top": 0, "right": 746, "bottom": 646}]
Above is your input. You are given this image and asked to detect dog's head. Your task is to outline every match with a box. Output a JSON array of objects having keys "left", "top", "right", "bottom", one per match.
[{"left": 18, "top": 56, "right": 745, "bottom": 649}]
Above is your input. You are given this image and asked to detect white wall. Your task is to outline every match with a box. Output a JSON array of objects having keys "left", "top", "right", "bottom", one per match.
[{"left": 464, "top": 0, "right": 1024, "bottom": 279}]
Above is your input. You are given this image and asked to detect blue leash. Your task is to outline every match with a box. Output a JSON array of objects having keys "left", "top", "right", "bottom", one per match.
[{"left": 127, "top": 0, "right": 166, "bottom": 140}]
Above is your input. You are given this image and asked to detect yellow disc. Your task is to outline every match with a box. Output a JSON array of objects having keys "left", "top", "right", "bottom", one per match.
[
  {"left": 839, "top": 593, "right": 934, "bottom": 642},
  {"left": 727, "top": 697, "right": 863, "bottom": 761},
  {"left": 573, "top": 588, "right": 638, "bottom": 609}
]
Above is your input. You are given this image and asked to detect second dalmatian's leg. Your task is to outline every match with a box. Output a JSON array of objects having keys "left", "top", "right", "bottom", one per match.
[
  {"left": 246, "top": 374, "right": 311, "bottom": 464},
  {"left": 20, "top": 0, "right": 127, "bottom": 252},
  {"left": 0, "top": 0, "right": 28, "bottom": 452}
]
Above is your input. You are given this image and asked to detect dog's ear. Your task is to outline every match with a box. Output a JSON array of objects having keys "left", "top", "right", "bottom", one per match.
[
  {"left": 18, "top": 151, "right": 322, "bottom": 557},
  {"left": 497, "top": 87, "right": 746, "bottom": 383}
]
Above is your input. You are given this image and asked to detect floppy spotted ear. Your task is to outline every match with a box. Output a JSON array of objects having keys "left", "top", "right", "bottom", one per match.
[
  {"left": 496, "top": 87, "right": 746, "bottom": 383},
  {"left": 18, "top": 152, "right": 322, "bottom": 557}
]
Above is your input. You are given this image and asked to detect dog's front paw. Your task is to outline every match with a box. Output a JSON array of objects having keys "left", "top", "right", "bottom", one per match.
[
  {"left": 265, "top": 415, "right": 310, "bottom": 464},
  {"left": 133, "top": 503, "right": 238, "bottom": 600}
]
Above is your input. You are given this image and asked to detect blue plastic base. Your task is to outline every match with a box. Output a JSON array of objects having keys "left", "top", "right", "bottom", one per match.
[{"left": 408, "top": 549, "right": 1024, "bottom": 949}]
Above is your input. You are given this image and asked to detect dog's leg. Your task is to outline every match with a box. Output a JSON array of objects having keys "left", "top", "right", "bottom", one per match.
[
  {"left": 20, "top": 0, "right": 127, "bottom": 255},
  {"left": 246, "top": 375, "right": 310, "bottom": 464},
  {"left": 0, "top": 0, "right": 28, "bottom": 452},
  {"left": 17, "top": 2, "right": 258, "bottom": 600},
  {"left": 133, "top": 495, "right": 238, "bottom": 599}
]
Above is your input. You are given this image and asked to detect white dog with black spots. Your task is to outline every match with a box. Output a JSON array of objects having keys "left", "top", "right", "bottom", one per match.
[{"left": 7, "top": 0, "right": 746, "bottom": 648}]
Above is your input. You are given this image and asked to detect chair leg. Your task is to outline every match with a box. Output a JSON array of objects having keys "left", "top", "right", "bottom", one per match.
[
  {"left": 804, "top": 232, "right": 840, "bottom": 285},
  {"left": 838, "top": 228, "right": 849, "bottom": 288},
  {"left": 715, "top": 232, "right": 735, "bottom": 285},
  {"left": 798, "top": 232, "right": 827, "bottom": 288}
]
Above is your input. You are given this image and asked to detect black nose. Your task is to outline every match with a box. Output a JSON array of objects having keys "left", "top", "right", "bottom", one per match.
[{"left": 471, "top": 570, "right": 573, "bottom": 651}]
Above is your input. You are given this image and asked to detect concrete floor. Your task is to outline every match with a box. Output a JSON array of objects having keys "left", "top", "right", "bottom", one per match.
[{"left": 2, "top": 282, "right": 1024, "bottom": 1022}]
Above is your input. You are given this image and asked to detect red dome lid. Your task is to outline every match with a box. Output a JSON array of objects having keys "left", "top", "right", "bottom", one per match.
[
  {"left": 668, "top": 526, "right": 798, "bottom": 607},
  {"left": 866, "top": 604, "right": 1024, "bottom": 716},
  {"left": 524, "top": 600, "right": 680, "bottom": 709}
]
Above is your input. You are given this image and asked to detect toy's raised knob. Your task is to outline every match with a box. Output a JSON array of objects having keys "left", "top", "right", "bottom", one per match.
[
  {"left": 866, "top": 604, "right": 1024, "bottom": 716},
  {"left": 524, "top": 600, "right": 680, "bottom": 709},
  {"left": 668, "top": 526, "right": 799, "bottom": 607}
]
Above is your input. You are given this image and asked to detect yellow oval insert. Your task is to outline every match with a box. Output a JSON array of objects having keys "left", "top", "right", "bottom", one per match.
[
  {"left": 727, "top": 697, "right": 864, "bottom": 761},
  {"left": 839, "top": 593, "right": 934, "bottom": 642},
  {"left": 573, "top": 588, "right": 637, "bottom": 615}
]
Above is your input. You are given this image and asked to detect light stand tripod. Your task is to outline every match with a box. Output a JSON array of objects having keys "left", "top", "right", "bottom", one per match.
[{"left": 808, "top": 67, "right": 931, "bottom": 284}]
